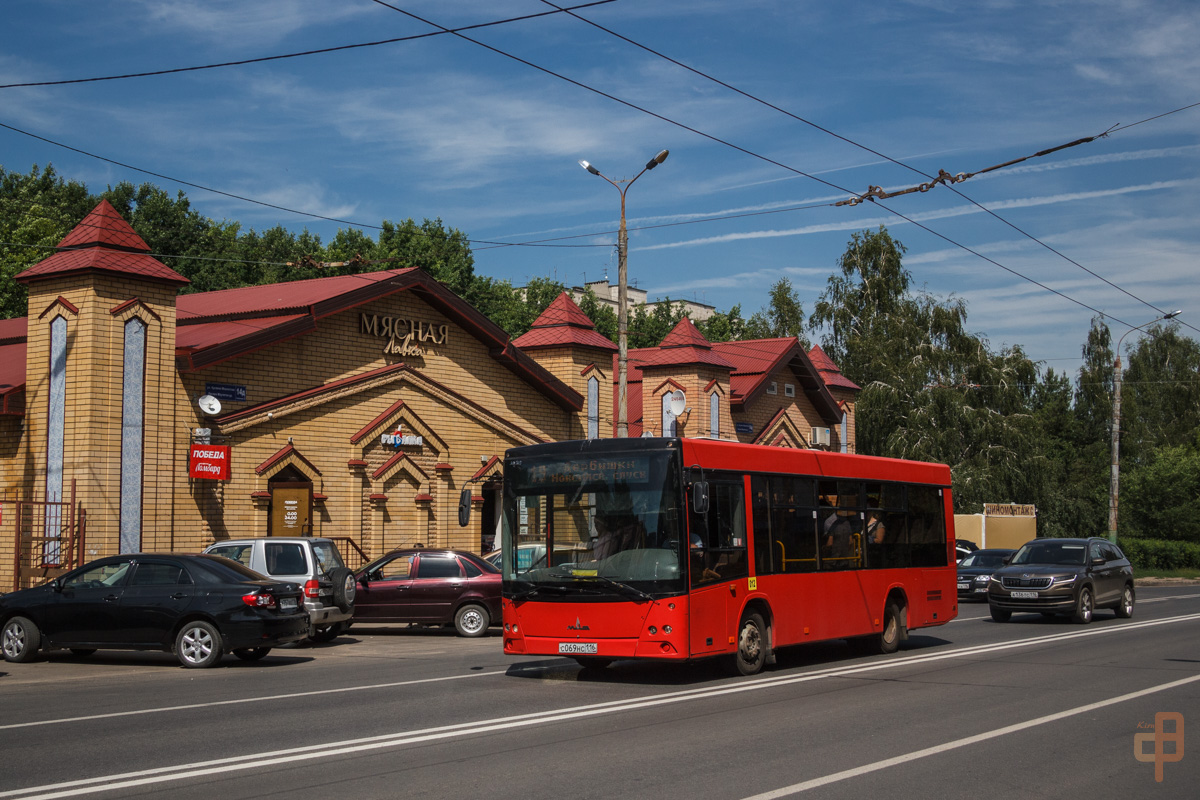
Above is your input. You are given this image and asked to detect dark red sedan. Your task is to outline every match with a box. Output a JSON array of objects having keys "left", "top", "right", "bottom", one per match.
[{"left": 353, "top": 549, "right": 501, "bottom": 637}]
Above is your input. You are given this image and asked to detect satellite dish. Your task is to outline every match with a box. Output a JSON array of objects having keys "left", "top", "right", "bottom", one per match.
[
  {"left": 668, "top": 389, "right": 686, "bottom": 417},
  {"left": 197, "top": 394, "right": 222, "bottom": 416}
]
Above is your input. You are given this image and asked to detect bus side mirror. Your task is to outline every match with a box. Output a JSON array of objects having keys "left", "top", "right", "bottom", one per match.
[
  {"left": 692, "top": 481, "right": 710, "bottom": 515},
  {"left": 458, "top": 488, "right": 472, "bottom": 527}
]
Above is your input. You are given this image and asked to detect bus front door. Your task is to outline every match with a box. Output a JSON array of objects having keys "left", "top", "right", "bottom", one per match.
[{"left": 689, "top": 584, "right": 730, "bottom": 656}]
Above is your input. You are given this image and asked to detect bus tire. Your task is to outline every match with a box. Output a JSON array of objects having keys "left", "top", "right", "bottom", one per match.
[
  {"left": 732, "top": 611, "right": 767, "bottom": 676},
  {"left": 878, "top": 601, "right": 903, "bottom": 654}
]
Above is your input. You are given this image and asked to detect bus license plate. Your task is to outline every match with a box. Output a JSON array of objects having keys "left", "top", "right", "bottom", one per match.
[
  {"left": 1010, "top": 591, "right": 1039, "bottom": 599},
  {"left": 559, "top": 642, "right": 598, "bottom": 654}
]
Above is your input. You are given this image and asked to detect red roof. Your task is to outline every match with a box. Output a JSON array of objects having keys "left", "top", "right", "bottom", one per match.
[
  {"left": 512, "top": 293, "right": 617, "bottom": 352},
  {"left": 659, "top": 318, "right": 713, "bottom": 349},
  {"left": 0, "top": 342, "right": 25, "bottom": 396},
  {"left": 56, "top": 199, "right": 150, "bottom": 251},
  {"left": 15, "top": 200, "right": 187, "bottom": 286},
  {"left": 0, "top": 317, "right": 27, "bottom": 344},
  {"left": 177, "top": 269, "right": 415, "bottom": 320},
  {"left": 808, "top": 344, "right": 860, "bottom": 390}
]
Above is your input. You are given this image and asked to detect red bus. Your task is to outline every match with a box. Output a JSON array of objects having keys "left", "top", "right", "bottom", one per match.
[{"left": 499, "top": 437, "right": 957, "bottom": 674}]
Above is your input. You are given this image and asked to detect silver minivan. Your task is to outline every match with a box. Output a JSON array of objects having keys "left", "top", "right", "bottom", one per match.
[{"left": 204, "top": 537, "right": 356, "bottom": 641}]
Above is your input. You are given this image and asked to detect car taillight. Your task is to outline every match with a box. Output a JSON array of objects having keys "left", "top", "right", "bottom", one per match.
[
  {"left": 304, "top": 579, "right": 320, "bottom": 598},
  {"left": 242, "top": 592, "right": 276, "bottom": 608}
]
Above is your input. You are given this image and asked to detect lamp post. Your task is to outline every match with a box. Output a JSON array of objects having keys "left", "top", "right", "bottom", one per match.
[
  {"left": 1108, "top": 309, "right": 1182, "bottom": 542},
  {"left": 579, "top": 149, "right": 669, "bottom": 438}
]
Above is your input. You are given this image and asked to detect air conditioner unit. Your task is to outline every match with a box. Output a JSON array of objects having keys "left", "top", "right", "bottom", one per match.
[{"left": 810, "top": 427, "right": 831, "bottom": 447}]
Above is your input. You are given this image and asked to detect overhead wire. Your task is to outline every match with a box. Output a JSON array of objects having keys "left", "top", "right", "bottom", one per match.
[
  {"left": 4, "top": 2, "right": 1195, "bottom": 342},
  {"left": 540, "top": 1, "right": 1200, "bottom": 338},
  {"left": 0, "top": 2, "right": 617, "bottom": 90},
  {"left": 365, "top": 0, "right": 1152, "bottom": 334}
]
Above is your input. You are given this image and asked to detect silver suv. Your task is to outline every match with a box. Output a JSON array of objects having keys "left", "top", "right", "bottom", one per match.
[{"left": 203, "top": 537, "right": 356, "bottom": 641}]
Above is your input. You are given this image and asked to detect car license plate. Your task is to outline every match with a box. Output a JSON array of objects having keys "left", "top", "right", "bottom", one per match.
[
  {"left": 280, "top": 597, "right": 298, "bottom": 611},
  {"left": 1010, "top": 591, "right": 1039, "bottom": 599},
  {"left": 957, "top": 583, "right": 969, "bottom": 590},
  {"left": 559, "top": 642, "right": 598, "bottom": 654},
  {"left": 974, "top": 587, "right": 987, "bottom": 593}
]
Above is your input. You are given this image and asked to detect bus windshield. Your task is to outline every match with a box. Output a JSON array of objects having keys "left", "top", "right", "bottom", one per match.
[{"left": 502, "top": 449, "right": 686, "bottom": 598}]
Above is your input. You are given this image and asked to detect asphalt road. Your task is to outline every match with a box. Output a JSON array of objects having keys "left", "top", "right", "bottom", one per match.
[{"left": 2, "top": 587, "right": 1198, "bottom": 799}]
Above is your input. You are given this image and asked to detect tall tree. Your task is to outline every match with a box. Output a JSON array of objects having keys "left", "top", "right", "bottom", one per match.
[{"left": 744, "top": 278, "right": 807, "bottom": 344}]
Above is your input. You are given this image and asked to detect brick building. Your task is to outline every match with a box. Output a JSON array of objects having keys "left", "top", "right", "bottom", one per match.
[{"left": 0, "top": 202, "right": 857, "bottom": 588}]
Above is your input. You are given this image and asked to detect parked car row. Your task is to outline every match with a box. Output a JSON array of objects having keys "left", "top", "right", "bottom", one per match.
[
  {"left": 0, "top": 539, "right": 502, "bottom": 668},
  {"left": 1, "top": 535, "right": 1137, "bottom": 668}
]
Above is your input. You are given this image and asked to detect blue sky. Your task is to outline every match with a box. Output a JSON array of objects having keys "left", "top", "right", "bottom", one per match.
[{"left": 3, "top": 1, "right": 1199, "bottom": 377}]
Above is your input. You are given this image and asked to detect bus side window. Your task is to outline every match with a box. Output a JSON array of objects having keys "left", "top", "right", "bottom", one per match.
[{"left": 908, "top": 486, "right": 947, "bottom": 567}]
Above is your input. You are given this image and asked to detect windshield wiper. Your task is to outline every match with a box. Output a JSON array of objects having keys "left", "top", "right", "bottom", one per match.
[
  {"left": 585, "top": 575, "right": 653, "bottom": 602},
  {"left": 507, "top": 583, "right": 571, "bottom": 601}
]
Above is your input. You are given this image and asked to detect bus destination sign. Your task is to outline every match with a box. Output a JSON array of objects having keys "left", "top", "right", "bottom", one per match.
[{"left": 523, "top": 458, "right": 650, "bottom": 488}]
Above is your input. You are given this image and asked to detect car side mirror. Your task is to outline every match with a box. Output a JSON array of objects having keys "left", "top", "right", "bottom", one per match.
[
  {"left": 692, "top": 480, "right": 710, "bottom": 515},
  {"left": 1091, "top": 557, "right": 1105, "bottom": 566},
  {"left": 50, "top": 578, "right": 63, "bottom": 593},
  {"left": 1002, "top": 555, "right": 1013, "bottom": 565},
  {"left": 458, "top": 488, "right": 472, "bottom": 527}
]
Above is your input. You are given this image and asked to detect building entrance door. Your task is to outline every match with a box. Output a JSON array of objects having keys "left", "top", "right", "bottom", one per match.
[{"left": 270, "top": 481, "right": 312, "bottom": 536}]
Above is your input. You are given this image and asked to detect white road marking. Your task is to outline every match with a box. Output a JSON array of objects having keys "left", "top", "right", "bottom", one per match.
[
  {"left": 740, "top": 672, "right": 1200, "bottom": 799},
  {"left": 2, "top": 611, "right": 1199, "bottom": 799},
  {"left": 0, "top": 670, "right": 506, "bottom": 730}
]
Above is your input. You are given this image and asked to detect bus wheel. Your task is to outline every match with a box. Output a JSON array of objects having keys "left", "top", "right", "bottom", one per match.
[
  {"left": 878, "top": 601, "right": 904, "bottom": 654},
  {"left": 733, "top": 611, "right": 767, "bottom": 676}
]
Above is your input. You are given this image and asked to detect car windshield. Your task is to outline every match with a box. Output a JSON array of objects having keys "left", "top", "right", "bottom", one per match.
[
  {"left": 502, "top": 448, "right": 686, "bottom": 598},
  {"left": 960, "top": 552, "right": 1008, "bottom": 568},
  {"left": 1012, "top": 541, "right": 1087, "bottom": 566}
]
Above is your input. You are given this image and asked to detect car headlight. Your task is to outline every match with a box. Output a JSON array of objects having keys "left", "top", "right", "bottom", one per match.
[
  {"left": 974, "top": 575, "right": 991, "bottom": 584},
  {"left": 1050, "top": 575, "right": 1076, "bottom": 586}
]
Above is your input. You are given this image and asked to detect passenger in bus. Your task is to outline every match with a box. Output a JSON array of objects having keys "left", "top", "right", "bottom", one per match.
[
  {"left": 865, "top": 509, "right": 886, "bottom": 545},
  {"left": 822, "top": 497, "right": 856, "bottom": 560}
]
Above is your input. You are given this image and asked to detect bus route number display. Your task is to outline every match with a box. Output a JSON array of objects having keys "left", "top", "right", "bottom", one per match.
[{"left": 523, "top": 458, "right": 650, "bottom": 488}]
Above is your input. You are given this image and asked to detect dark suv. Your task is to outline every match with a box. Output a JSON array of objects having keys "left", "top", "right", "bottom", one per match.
[{"left": 987, "top": 537, "right": 1134, "bottom": 624}]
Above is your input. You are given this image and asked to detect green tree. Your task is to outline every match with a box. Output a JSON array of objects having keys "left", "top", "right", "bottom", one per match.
[
  {"left": 1121, "top": 440, "right": 1200, "bottom": 542},
  {"left": 0, "top": 164, "right": 98, "bottom": 317},
  {"left": 810, "top": 226, "right": 1043, "bottom": 512},
  {"left": 697, "top": 303, "right": 746, "bottom": 343},
  {"left": 1120, "top": 322, "right": 1200, "bottom": 467},
  {"left": 744, "top": 278, "right": 807, "bottom": 345}
]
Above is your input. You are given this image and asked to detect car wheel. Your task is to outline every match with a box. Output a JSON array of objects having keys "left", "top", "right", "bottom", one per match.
[
  {"left": 233, "top": 647, "right": 272, "bottom": 661},
  {"left": 989, "top": 605, "right": 1011, "bottom": 623},
  {"left": 454, "top": 604, "right": 489, "bottom": 638},
  {"left": 731, "top": 611, "right": 767, "bottom": 676},
  {"left": 175, "top": 621, "right": 223, "bottom": 668},
  {"left": 573, "top": 656, "right": 613, "bottom": 669},
  {"left": 309, "top": 620, "right": 349, "bottom": 643},
  {"left": 1072, "top": 587, "right": 1094, "bottom": 624},
  {"left": 330, "top": 568, "right": 356, "bottom": 613},
  {"left": 69, "top": 648, "right": 97, "bottom": 657},
  {"left": 2, "top": 616, "right": 41, "bottom": 663},
  {"left": 1114, "top": 584, "right": 1135, "bottom": 619}
]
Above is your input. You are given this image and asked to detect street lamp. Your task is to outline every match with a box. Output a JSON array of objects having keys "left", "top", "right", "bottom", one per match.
[
  {"left": 1108, "top": 309, "right": 1182, "bottom": 542},
  {"left": 579, "top": 149, "right": 669, "bottom": 438}
]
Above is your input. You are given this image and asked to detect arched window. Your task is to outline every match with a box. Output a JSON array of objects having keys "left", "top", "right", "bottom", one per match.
[
  {"left": 587, "top": 376, "right": 599, "bottom": 439},
  {"left": 709, "top": 392, "right": 720, "bottom": 438},
  {"left": 45, "top": 315, "right": 68, "bottom": 561}
]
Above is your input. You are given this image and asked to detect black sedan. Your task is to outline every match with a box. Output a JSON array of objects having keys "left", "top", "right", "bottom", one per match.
[
  {"left": 0, "top": 554, "right": 309, "bottom": 668},
  {"left": 956, "top": 548, "right": 1014, "bottom": 601}
]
